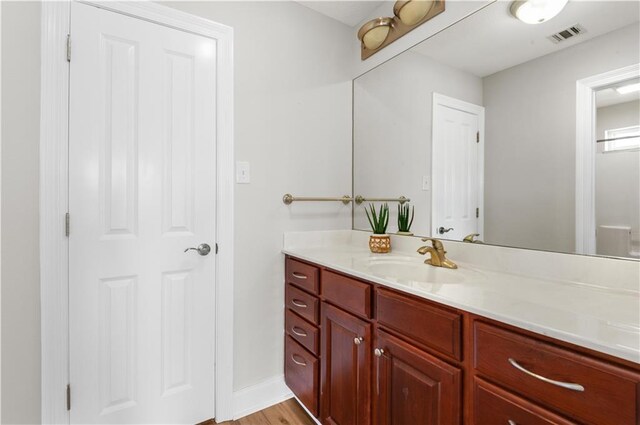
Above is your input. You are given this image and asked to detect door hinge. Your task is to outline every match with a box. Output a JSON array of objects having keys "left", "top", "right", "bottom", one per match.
[
  {"left": 66, "top": 384, "right": 71, "bottom": 411},
  {"left": 65, "top": 212, "right": 70, "bottom": 237},
  {"left": 215, "top": 243, "right": 219, "bottom": 254},
  {"left": 66, "top": 34, "right": 71, "bottom": 62},
  {"left": 476, "top": 131, "right": 480, "bottom": 143},
  {"left": 476, "top": 207, "right": 479, "bottom": 218}
]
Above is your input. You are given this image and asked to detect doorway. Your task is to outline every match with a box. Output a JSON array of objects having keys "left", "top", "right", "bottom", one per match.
[
  {"left": 40, "top": 2, "right": 234, "bottom": 423},
  {"left": 575, "top": 64, "right": 640, "bottom": 256},
  {"left": 431, "top": 93, "right": 485, "bottom": 241}
]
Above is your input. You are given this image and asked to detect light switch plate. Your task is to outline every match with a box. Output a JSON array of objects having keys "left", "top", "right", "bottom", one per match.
[
  {"left": 236, "top": 161, "right": 250, "bottom": 184},
  {"left": 422, "top": 175, "right": 430, "bottom": 191}
]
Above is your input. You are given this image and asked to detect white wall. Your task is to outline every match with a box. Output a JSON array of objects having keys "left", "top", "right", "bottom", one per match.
[
  {"left": 353, "top": 51, "right": 482, "bottom": 235},
  {"left": 1, "top": 2, "right": 42, "bottom": 424},
  {"left": 482, "top": 23, "right": 640, "bottom": 253},
  {"left": 1, "top": 0, "right": 354, "bottom": 421},
  {"left": 595, "top": 100, "right": 640, "bottom": 254}
]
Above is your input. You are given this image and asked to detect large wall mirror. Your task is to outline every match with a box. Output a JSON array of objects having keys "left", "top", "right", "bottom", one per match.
[{"left": 353, "top": 0, "right": 640, "bottom": 259}]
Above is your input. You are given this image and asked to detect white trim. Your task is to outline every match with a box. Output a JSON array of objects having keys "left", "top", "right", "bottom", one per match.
[
  {"left": 431, "top": 93, "right": 485, "bottom": 240},
  {"left": 40, "top": 3, "right": 71, "bottom": 424},
  {"left": 232, "top": 376, "right": 293, "bottom": 420},
  {"left": 575, "top": 63, "right": 639, "bottom": 255},
  {"left": 40, "top": 1, "right": 235, "bottom": 423}
]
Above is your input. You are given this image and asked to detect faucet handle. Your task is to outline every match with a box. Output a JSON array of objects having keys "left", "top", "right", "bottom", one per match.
[{"left": 421, "top": 237, "right": 444, "bottom": 250}]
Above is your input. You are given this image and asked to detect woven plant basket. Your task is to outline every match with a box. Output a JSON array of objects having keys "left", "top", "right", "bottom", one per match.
[{"left": 369, "top": 234, "right": 391, "bottom": 253}]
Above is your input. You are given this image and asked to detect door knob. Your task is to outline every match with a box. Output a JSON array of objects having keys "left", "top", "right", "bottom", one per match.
[
  {"left": 354, "top": 337, "right": 363, "bottom": 345},
  {"left": 374, "top": 348, "right": 385, "bottom": 357},
  {"left": 184, "top": 243, "right": 211, "bottom": 256},
  {"left": 438, "top": 227, "right": 454, "bottom": 234}
]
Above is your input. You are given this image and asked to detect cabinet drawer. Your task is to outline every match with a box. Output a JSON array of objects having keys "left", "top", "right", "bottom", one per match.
[
  {"left": 285, "top": 309, "right": 319, "bottom": 356},
  {"left": 376, "top": 288, "right": 462, "bottom": 360},
  {"left": 474, "top": 378, "right": 576, "bottom": 425},
  {"left": 286, "top": 257, "right": 319, "bottom": 295},
  {"left": 321, "top": 270, "right": 372, "bottom": 319},
  {"left": 285, "top": 336, "right": 319, "bottom": 417},
  {"left": 286, "top": 283, "right": 319, "bottom": 325},
  {"left": 474, "top": 322, "right": 640, "bottom": 425}
]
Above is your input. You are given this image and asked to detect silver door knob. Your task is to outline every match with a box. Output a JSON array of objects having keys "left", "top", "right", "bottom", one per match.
[
  {"left": 354, "top": 337, "right": 363, "bottom": 345},
  {"left": 184, "top": 243, "right": 211, "bottom": 256},
  {"left": 374, "top": 348, "right": 384, "bottom": 357},
  {"left": 438, "top": 227, "right": 454, "bottom": 234}
]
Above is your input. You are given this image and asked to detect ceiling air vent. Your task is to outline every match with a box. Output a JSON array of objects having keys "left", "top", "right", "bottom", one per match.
[{"left": 548, "top": 24, "right": 586, "bottom": 44}]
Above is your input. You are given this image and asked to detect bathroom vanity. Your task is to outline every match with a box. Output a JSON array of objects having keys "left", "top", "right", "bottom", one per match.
[{"left": 282, "top": 232, "right": 640, "bottom": 425}]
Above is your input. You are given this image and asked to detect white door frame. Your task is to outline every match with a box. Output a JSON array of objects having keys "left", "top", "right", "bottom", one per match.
[
  {"left": 431, "top": 93, "right": 485, "bottom": 239},
  {"left": 575, "top": 63, "right": 639, "bottom": 255},
  {"left": 39, "top": 2, "right": 234, "bottom": 423}
]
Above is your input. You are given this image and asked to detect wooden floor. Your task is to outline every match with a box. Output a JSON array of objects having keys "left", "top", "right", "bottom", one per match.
[{"left": 216, "top": 398, "right": 315, "bottom": 425}]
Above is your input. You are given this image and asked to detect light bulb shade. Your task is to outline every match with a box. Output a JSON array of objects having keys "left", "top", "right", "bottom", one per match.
[
  {"left": 510, "top": 0, "right": 569, "bottom": 24},
  {"left": 394, "top": 0, "right": 435, "bottom": 26},
  {"left": 358, "top": 18, "right": 394, "bottom": 50}
]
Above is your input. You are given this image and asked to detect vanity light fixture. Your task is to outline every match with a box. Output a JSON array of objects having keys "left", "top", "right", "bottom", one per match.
[
  {"left": 357, "top": 0, "right": 445, "bottom": 60},
  {"left": 510, "top": 0, "right": 569, "bottom": 24},
  {"left": 358, "top": 17, "right": 395, "bottom": 51},
  {"left": 394, "top": 0, "right": 436, "bottom": 26},
  {"left": 616, "top": 82, "right": 640, "bottom": 95}
]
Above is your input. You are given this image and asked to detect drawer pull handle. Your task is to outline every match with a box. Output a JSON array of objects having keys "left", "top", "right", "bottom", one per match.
[
  {"left": 291, "top": 326, "right": 308, "bottom": 337},
  {"left": 354, "top": 337, "right": 363, "bottom": 345},
  {"left": 291, "top": 299, "right": 308, "bottom": 308},
  {"left": 292, "top": 272, "right": 308, "bottom": 280},
  {"left": 374, "top": 348, "right": 385, "bottom": 357},
  {"left": 508, "top": 358, "right": 585, "bottom": 392},
  {"left": 291, "top": 354, "right": 307, "bottom": 367}
]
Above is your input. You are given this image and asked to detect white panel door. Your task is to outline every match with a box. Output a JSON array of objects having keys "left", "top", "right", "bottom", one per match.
[
  {"left": 432, "top": 94, "right": 484, "bottom": 241},
  {"left": 69, "top": 3, "right": 216, "bottom": 424}
]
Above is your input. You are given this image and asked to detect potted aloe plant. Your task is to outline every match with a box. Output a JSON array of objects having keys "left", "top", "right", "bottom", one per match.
[
  {"left": 365, "top": 203, "right": 391, "bottom": 253},
  {"left": 397, "top": 203, "right": 415, "bottom": 236}
]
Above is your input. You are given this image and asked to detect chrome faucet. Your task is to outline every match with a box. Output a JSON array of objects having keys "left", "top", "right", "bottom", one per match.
[{"left": 417, "top": 238, "right": 458, "bottom": 269}]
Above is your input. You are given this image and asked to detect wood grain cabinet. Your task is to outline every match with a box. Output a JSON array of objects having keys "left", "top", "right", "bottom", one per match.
[
  {"left": 283, "top": 256, "right": 640, "bottom": 425},
  {"left": 373, "top": 329, "right": 462, "bottom": 425},
  {"left": 320, "top": 302, "right": 372, "bottom": 425}
]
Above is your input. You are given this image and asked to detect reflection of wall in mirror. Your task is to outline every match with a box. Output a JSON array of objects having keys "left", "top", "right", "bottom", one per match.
[
  {"left": 353, "top": 51, "right": 482, "bottom": 235},
  {"left": 483, "top": 23, "right": 639, "bottom": 253},
  {"left": 595, "top": 100, "right": 640, "bottom": 258}
]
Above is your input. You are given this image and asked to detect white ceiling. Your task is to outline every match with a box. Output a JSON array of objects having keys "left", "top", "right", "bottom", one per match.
[
  {"left": 296, "top": 1, "right": 388, "bottom": 27},
  {"left": 411, "top": 1, "right": 640, "bottom": 77}
]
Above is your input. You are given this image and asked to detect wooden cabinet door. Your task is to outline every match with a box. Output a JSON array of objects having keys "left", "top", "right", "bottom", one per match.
[
  {"left": 321, "top": 302, "right": 372, "bottom": 425},
  {"left": 373, "top": 330, "right": 462, "bottom": 425}
]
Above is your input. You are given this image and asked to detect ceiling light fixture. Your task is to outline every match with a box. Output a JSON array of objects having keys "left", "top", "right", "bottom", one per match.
[
  {"left": 510, "top": 0, "right": 569, "bottom": 25},
  {"left": 394, "top": 0, "right": 436, "bottom": 26},
  {"left": 358, "top": 17, "right": 395, "bottom": 51},
  {"left": 616, "top": 83, "right": 640, "bottom": 95}
]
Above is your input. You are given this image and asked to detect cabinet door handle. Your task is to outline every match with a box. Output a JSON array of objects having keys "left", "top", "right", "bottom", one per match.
[
  {"left": 292, "top": 272, "right": 307, "bottom": 280},
  {"left": 354, "top": 337, "right": 363, "bottom": 345},
  {"left": 291, "top": 299, "right": 308, "bottom": 308},
  {"left": 508, "top": 358, "right": 585, "bottom": 392},
  {"left": 291, "top": 354, "right": 307, "bottom": 367},
  {"left": 508, "top": 420, "right": 517, "bottom": 425},
  {"left": 374, "top": 348, "right": 385, "bottom": 357},
  {"left": 291, "top": 326, "right": 308, "bottom": 337}
]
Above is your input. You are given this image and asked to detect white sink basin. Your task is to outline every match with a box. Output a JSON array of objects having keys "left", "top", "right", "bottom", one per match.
[{"left": 355, "top": 255, "right": 484, "bottom": 285}]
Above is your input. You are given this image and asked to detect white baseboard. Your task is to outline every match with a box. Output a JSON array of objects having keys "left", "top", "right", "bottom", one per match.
[{"left": 232, "top": 375, "right": 293, "bottom": 420}]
